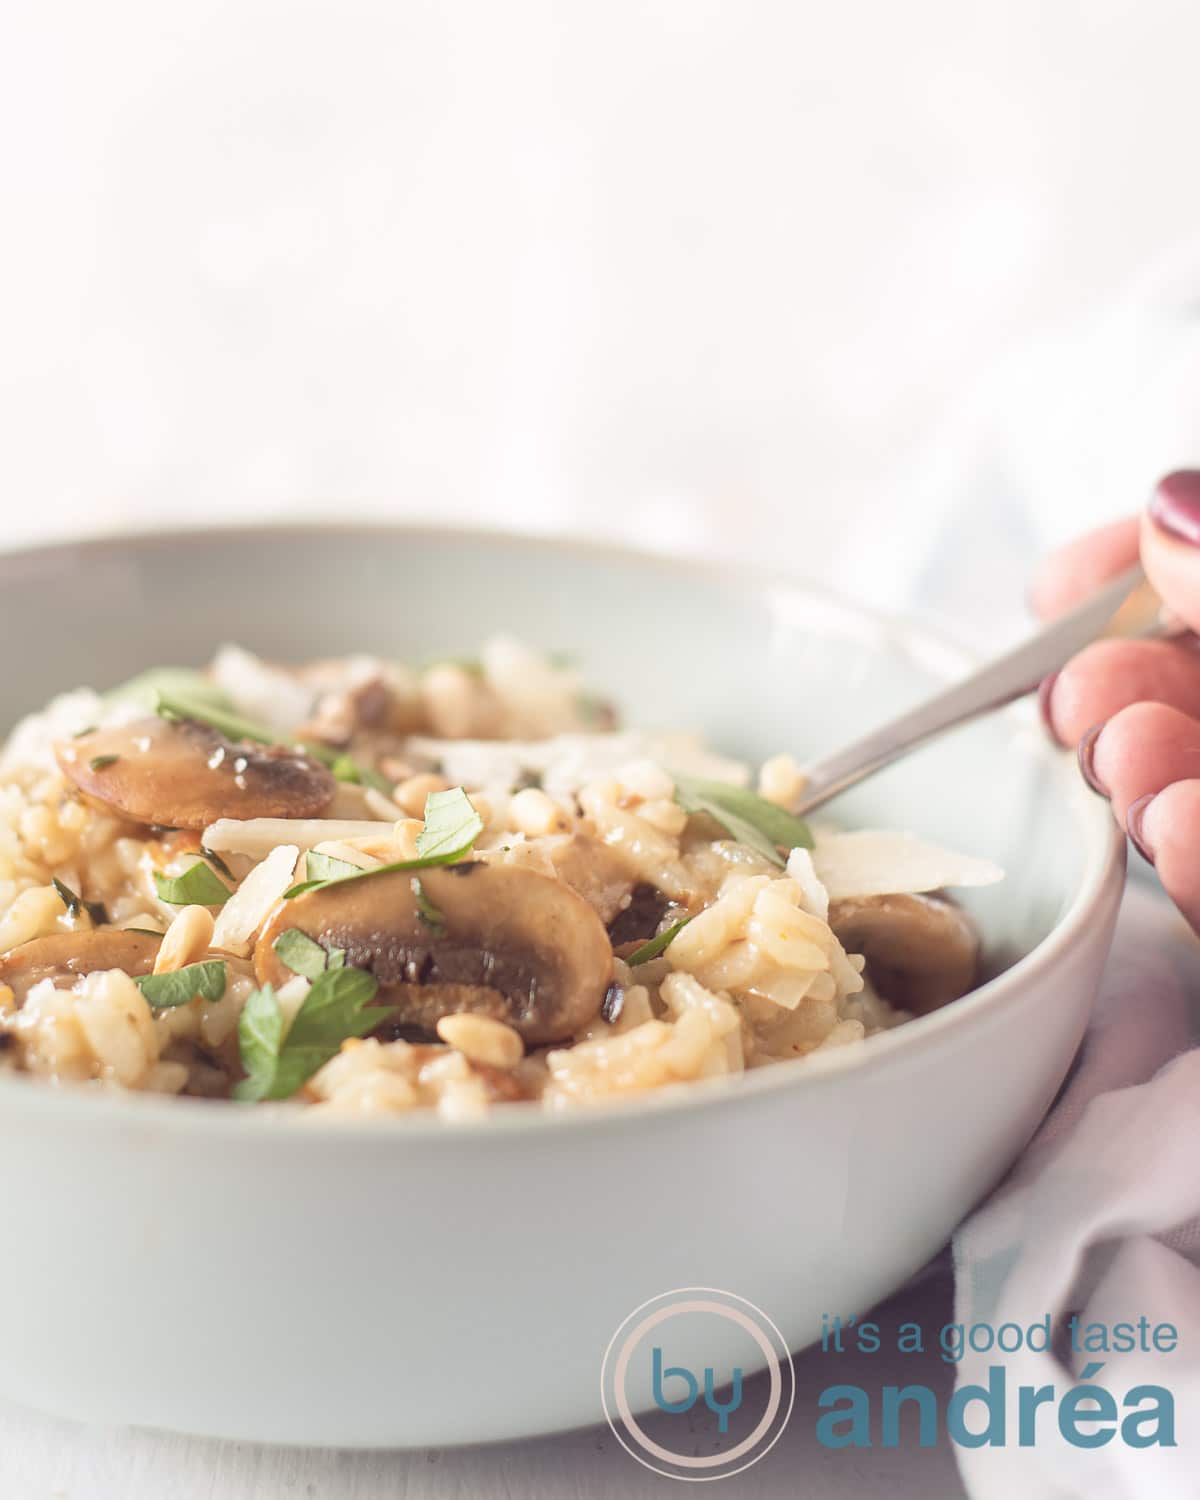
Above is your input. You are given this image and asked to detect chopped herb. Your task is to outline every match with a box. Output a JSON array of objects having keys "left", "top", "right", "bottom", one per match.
[
  {"left": 124, "top": 926, "right": 165, "bottom": 936},
  {"left": 331, "top": 755, "right": 359, "bottom": 784},
  {"left": 73, "top": 724, "right": 98, "bottom": 739},
  {"left": 88, "top": 754, "right": 120, "bottom": 771},
  {"left": 424, "top": 655, "right": 484, "bottom": 676},
  {"left": 155, "top": 691, "right": 279, "bottom": 747},
  {"left": 327, "top": 948, "right": 346, "bottom": 969},
  {"left": 199, "top": 845, "right": 236, "bottom": 882},
  {"left": 134, "top": 960, "right": 226, "bottom": 1010},
  {"left": 627, "top": 916, "right": 693, "bottom": 966},
  {"left": 108, "top": 667, "right": 235, "bottom": 716},
  {"left": 153, "top": 861, "right": 231, "bottom": 907},
  {"left": 414, "top": 787, "right": 484, "bottom": 862},
  {"left": 328, "top": 755, "right": 395, "bottom": 797},
  {"left": 273, "top": 928, "right": 332, "bottom": 981},
  {"left": 51, "top": 877, "right": 109, "bottom": 926},
  {"left": 601, "top": 982, "right": 625, "bottom": 1023},
  {"left": 304, "top": 850, "right": 362, "bottom": 884},
  {"left": 356, "top": 764, "right": 398, "bottom": 795},
  {"left": 286, "top": 788, "right": 483, "bottom": 898},
  {"left": 411, "top": 877, "right": 446, "bottom": 937},
  {"left": 154, "top": 692, "right": 392, "bottom": 794},
  {"left": 671, "top": 773, "right": 813, "bottom": 865},
  {"left": 234, "top": 966, "right": 395, "bottom": 1102}
]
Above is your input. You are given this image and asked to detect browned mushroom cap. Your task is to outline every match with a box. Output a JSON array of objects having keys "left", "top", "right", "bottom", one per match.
[
  {"left": 256, "top": 862, "right": 613, "bottom": 1043},
  {"left": 56, "top": 717, "right": 336, "bottom": 830},
  {"left": 0, "top": 929, "right": 162, "bottom": 1004},
  {"left": 827, "top": 893, "right": 980, "bottom": 1015}
]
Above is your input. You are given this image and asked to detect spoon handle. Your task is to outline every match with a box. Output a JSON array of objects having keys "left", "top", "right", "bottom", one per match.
[{"left": 793, "top": 563, "right": 1152, "bottom": 818}]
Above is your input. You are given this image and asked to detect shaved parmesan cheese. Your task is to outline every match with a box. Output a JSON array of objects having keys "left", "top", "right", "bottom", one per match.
[
  {"left": 203, "top": 818, "right": 392, "bottom": 862},
  {"left": 310, "top": 839, "right": 386, "bottom": 870},
  {"left": 812, "top": 830, "right": 1004, "bottom": 902},
  {"left": 786, "top": 847, "right": 830, "bottom": 921},
  {"left": 275, "top": 973, "right": 312, "bottom": 1028},
  {"left": 212, "top": 844, "right": 299, "bottom": 956},
  {"left": 211, "top": 644, "right": 314, "bottom": 734},
  {"left": 402, "top": 730, "right": 749, "bottom": 801}
]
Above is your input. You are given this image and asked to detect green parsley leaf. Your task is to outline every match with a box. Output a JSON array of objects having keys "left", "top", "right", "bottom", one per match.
[
  {"left": 671, "top": 773, "right": 813, "bottom": 866},
  {"left": 88, "top": 754, "right": 119, "bottom": 772},
  {"left": 423, "top": 655, "right": 484, "bottom": 675},
  {"left": 327, "top": 948, "right": 346, "bottom": 969},
  {"left": 107, "top": 667, "right": 235, "bottom": 716},
  {"left": 51, "top": 877, "right": 109, "bottom": 926},
  {"left": 285, "top": 788, "right": 483, "bottom": 898},
  {"left": 134, "top": 960, "right": 227, "bottom": 1010},
  {"left": 155, "top": 692, "right": 275, "bottom": 746},
  {"left": 234, "top": 967, "right": 394, "bottom": 1102},
  {"left": 627, "top": 917, "right": 693, "bottom": 966},
  {"left": 199, "top": 845, "right": 236, "bottom": 882},
  {"left": 304, "top": 850, "right": 362, "bottom": 884},
  {"left": 329, "top": 755, "right": 395, "bottom": 797},
  {"left": 331, "top": 755, "right": 359, "bottom": 784},
  {"left": 232, "top": 983, "right": 285, "bottom": 1099},
  {"left": 411, "top": 877, "right": 446, "bottom": 936},
  {"left": 273, "top": 928, "right": 331, "bottom": 981},
  {"left": 153, "top": 692, "right": 394, "bottom": 797},
  {"left": 414, "top": 787, "right": 484, "bottom": 861},
  {"left": 154, "top": 861, "right": 232, "bottom": 907}
]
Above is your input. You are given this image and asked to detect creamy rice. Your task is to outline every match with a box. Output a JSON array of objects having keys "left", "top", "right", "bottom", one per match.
[{"left": 0, "top": 640, "right": 1002, "bottom": 1119}]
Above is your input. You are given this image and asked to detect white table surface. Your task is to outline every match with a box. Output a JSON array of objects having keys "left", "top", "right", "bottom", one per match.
[{"left": 1, "top": 1271, "right": 965, "bottom": 1499}]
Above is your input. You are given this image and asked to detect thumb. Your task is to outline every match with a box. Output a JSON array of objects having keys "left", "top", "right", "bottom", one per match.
[{"left": 1142, "top": 471, "right": 1200, "bottom": 633}]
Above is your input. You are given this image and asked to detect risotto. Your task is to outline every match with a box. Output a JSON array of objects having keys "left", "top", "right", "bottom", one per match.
[{"left": 0, "top": 640, "right": 1001, "bottom": 1119}]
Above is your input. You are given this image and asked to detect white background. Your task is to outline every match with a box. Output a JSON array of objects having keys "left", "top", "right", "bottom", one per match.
[
  {"left": 2, "top": 1, "right": 1199, "bottom": 611},
  {"left": 2, "top": 5, "right": 1199, "bottom": 1496}
]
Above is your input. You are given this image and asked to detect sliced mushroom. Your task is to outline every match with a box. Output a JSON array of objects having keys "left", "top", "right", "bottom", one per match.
[
  {"left": 0, "top": 929, "right": 162, "bottom": 1004},
  {"left": 256, "top": 862, "right": 613, "bottom": 1043},
  {"left": 493, "top": 832, "right": 635, "bottom": 926},
  {"left": 607, "top": 882, "right": 670, "bottom": 947},
  {"left": 827, "top": 893, "right": 980, "bottom": 1015},
  {"left": 56, "top": 717, "right": 336, "bottom": 830}
]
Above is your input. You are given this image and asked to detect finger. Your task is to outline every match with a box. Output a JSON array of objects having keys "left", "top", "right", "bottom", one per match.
[
  {"left": 1041, "top": 636, "right": 1200, "bottom": 746},
  {"left": 1029, "top": 517, "right": 1140, "bottom": 621},
  {"left": 1128, "top": 779, "right": 1200, "bottom": 933},
  {"left": 1083, "top": 701, "right": 1200, "bottom": 826},
  {"left": 1142, "top": 472, "right": 1200, "bottom": 633}
]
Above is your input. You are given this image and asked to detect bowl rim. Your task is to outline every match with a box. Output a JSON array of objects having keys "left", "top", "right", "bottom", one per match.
[{"left": 0, "top": 520, "right": 1127, "bottom": 1142}]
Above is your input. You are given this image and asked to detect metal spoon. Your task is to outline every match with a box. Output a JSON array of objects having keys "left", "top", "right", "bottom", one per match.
[{"left": 794, "top": 563, "right": 1165, "bottom": 817}]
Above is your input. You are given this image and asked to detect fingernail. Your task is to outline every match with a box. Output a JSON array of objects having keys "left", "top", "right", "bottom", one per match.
[
  {"left": 1076, "top": 723, "right": 1108, "bottom": 796},
  {"left": 1126, "top": 793, "right": 1157, "bottom": 864},
  {"left": 1037, "top": 672, "right": 1060, "bottom": 740},
  {"left": 1147, "top": 470, "right": 1200, "bottom": 547}
]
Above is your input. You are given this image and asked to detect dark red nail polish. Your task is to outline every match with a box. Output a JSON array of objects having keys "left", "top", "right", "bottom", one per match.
[
  {"left": 1037, "top": 672, "right": 1060, "bottom": 740},
  {"left": 1076, "top": 724, "right": 1108, "bottom": 796},
  {"left": 1126, "top": 794, "right": 1157, "bottom": 864},
  {"left": 1147, "top": 470, "right": 1200, "bottom": 547}
]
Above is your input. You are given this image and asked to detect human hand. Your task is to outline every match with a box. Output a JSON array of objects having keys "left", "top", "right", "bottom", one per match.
[{"left": 1032, "top": 471, "right": 1200, "bottom": 928}]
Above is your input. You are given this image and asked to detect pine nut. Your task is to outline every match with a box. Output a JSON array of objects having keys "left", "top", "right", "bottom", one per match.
[
  {"left": 153, "top": 905, "right": 215, "bottom": 974},
  {"left": 436, "top": 1013, "right": 525, "bottom": 1069},
  {"left": 508, "top": 787, "right": 571, "bottom": 837},
  {"left": 395, "top": 772, "right": 451, "bottom": 820}
]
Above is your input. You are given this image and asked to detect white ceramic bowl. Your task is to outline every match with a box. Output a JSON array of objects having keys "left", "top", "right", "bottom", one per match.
[{"left": 0, "top": 527, "right": 1124, "bottom": 1447}]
